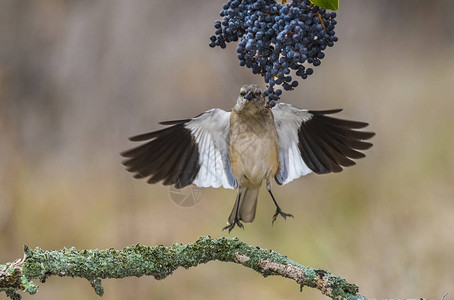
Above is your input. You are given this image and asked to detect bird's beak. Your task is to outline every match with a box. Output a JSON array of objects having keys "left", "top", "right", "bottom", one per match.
[{"left": 244, "top": 91, "right": 253, "bottom": 101}]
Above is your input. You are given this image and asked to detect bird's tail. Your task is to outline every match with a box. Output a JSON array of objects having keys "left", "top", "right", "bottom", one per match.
[{"left": 228, "top": 187, "right": 260, "bottom": 224}]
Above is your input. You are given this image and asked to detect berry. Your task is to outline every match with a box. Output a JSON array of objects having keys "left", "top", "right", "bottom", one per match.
[{"left": 210, "top": 0, "right": 338, "bottom": 102}]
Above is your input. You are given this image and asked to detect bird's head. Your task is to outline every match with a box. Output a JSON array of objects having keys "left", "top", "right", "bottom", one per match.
[{"left": 234, "top": 84, "right": 266, "bottom": 113}]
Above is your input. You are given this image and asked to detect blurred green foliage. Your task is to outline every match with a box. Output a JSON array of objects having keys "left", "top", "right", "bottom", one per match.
[{"left": 311, "top": 0, "right": 338, "bottom": 11}]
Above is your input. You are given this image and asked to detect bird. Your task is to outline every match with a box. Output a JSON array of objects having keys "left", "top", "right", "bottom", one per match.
[{"left": 121, "top": 84, "right": 374, "bottom": 232}]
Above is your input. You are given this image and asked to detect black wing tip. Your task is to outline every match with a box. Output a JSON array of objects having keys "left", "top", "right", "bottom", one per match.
[
  {"left": 357, "top": 141, "right": 374, "bottom": 150},
  {"left": 298, "top": 111, "right": 376, "bottom": 174},
  {"left": 361, "top": 131, "right": 376, "bottom": 140},
  {"left": 120, "top": 150, "right": 136, "bottom": 158},
  {"left": 309, "top": 108, "right": 343, "bottom": 115},
  {"left": 127, "top": 119, "right": 190, "bottom": 142},
  {"left": 133, "top": 173, "right": 147, "bottom": 179},
  {"left": 129, "top": 134, "right": 151, "bottom": 142},
  {"left": 121, "top": 125, "right": 200, "bottom": 189},
  {"left": 159, "top": 119, "right": 191, "bottom": 125},
  {"left": 309, "top": 110, "right": 376, "bottom": 131}
]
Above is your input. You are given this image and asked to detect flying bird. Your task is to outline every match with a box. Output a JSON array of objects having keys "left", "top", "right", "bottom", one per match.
[{"left": 121, "top": 84, "right": 374, "bottom": 232}]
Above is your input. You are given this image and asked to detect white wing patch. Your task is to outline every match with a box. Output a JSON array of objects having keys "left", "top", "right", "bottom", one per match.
[
  {"left": 272, "top": 103, "right": 313, "bottom": 185},
  {"left": 185, "top": 108, "right": 237, "bottom": 189}
]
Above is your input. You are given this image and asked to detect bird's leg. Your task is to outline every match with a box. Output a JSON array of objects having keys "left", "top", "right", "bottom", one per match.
[
  {"left": 267, "top": 180, "right": 293, "bottom": 224},
  {"left": 223, "top": 188, "right": 244, "bottom": 233}
]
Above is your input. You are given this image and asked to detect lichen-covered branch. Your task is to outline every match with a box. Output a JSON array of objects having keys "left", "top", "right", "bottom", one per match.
[{"left": 0, "top": 236, "right": 426, "bottom": 300}]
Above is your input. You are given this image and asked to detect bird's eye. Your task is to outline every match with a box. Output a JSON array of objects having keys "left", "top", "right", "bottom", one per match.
[{"left": 240, "top": 91, "right": 246, "bottom": 97}]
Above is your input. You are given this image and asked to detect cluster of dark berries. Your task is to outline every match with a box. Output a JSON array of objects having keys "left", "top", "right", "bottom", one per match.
[{"left": 209, "top": 0, "right": 337, "bottom": 104}]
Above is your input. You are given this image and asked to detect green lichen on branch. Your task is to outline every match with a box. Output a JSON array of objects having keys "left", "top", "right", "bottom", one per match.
[{"left": 0, "top": 236, "right": 428, "bottom": 300}]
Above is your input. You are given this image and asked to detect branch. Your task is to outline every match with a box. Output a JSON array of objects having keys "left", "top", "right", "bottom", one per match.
[{"left": 0, "top": 236, "right": 427, "bottom": 300}]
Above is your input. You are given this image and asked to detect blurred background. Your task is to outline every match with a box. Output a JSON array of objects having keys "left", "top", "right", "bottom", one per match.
[{"left": 1, "top": 0, "right": 453, "bottom": 299}]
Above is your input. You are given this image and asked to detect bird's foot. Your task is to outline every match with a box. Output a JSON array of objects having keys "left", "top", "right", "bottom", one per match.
[
  {"left": 272, "top": 208, "right": 294, "bottom": 225},
  {"left": 222, "top": 218, "right": 244, "bottom": 233}
]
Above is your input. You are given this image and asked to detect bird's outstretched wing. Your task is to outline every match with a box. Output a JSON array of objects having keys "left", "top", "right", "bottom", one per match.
[
  {"left": 272, "top": 103, "right": 375, "bottom": 185},
  {"left": 121, "top": 108, "right": 237, "bottom": 189}
]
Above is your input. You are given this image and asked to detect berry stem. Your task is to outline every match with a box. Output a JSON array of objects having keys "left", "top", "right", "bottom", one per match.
[
  {"left": 309, "top": 0, "right": 327, "bottom": 31},
  {"left": 317, "top": 13, "right": 327, "bottom": 31}
]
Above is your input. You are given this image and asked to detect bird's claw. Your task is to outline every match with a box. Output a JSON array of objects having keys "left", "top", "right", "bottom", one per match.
[
  {"left": 272, "top": 208, "right": 294, "bottom": 225},
  {"left": 223, "top": 219, "right": 244, "bottom": 233}
]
